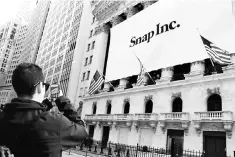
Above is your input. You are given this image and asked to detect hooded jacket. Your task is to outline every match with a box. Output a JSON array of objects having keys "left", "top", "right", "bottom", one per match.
[{"left": 0, "top": 98, "right": 87, "bottom": 157}]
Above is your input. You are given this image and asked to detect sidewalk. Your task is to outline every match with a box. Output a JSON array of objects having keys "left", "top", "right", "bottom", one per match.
[{"left": 62, "top": 151, "right": 89, "bottom": 157}]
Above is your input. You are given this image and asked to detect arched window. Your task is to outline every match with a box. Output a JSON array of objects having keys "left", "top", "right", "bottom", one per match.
[
  {"left": 124, "top": 102, "right": 130, "bottom": 114},
  {"left": 207, "top": 94, "right": 222, "bottom": 111},
  {"left": 145, "top": 100, "right": 153, "bottom": 113},
  {"left": 172, "top": 97, "right": 182, "bottom": 112},
  {"left": 107, "top": 103, "right": 112, "bottom": 114},
  {"left": 92, "top": 104, "right": 97, "bottom": 114}
]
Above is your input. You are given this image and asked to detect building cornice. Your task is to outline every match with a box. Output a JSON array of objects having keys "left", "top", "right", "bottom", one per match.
[
  {"left": 92, "top": 1, "right": 140, "bottom": 24},
  {"left": 83, "top": 72, "right": 235, "bottom": 100}
]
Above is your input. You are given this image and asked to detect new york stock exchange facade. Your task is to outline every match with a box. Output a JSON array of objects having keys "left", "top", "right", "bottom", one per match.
[{"left": 80, "top": 0, "right": 235, "bottom": 156}]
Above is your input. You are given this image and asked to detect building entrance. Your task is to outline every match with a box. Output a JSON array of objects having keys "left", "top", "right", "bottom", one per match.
[
  {"left": 88, "top": 125, "right": 95, "bottom": 138},
  {"left": 204, "top": 131, "right": 226, "bottom": 157},
  {"left": 167, "top": 130, "right": 184, "bottom": 157},
  {"left": 101, "top": 126, "right": 110, "bottom": 148}
]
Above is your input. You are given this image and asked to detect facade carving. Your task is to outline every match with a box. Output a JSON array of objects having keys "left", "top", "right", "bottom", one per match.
[
  {"left": 106, "top": 99, "right": 112, "bottom": 105},
  {"left": 172, "top": 92, "right": 181, "bottom": 99},
  {"left": 207, "top": 87, "right": 220, "bottom": 95},
  {"left": 124, "top": 97, "right": 130, "bottom": 104},
  {"left": 144, "top": 95, "right": 153, "bottom": 102}
]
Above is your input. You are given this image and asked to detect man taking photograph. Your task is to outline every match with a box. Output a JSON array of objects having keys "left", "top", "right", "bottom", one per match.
[{"left": 0, "top": 63, "right": 87, "bottom": 157}]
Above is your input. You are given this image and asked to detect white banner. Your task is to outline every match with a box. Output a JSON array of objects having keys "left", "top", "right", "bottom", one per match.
[{"left": 105, "top": 0, "right": 235, "bottom": 81}]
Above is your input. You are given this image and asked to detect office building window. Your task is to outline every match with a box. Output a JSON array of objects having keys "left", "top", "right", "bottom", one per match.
[
  {"left": 91, "top": 41, "right": 95, "bottom": 49},
  {"left": 89, "top": 30, "right": 93, "bottom": 38},
  {"left": 87, "top": 43, "right": 90, "bottom": 51},
  {"left": 86, "top": 71, "right": 90, "bottom": 80},
  {"left": 85, "top": 57, "right": 88, "bottom": 66},
  {"left": 82, "top": 72, "right": 85, "bottom": 81},
  {"left": 92, "top": 16, "right": 95, "bottom": 24},
  {"left": 89, "top": 55, "right": 93, "bottom": 64}
]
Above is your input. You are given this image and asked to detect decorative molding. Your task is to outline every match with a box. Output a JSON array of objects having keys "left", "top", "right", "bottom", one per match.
[
  {"left": 193, "top": 121, "right": 201, "bottom": 136},
  {"left": 224, "top": 122, "right": 234, "bottom": 139},
  {"left": 159, "top": 121, "right": 166, "bottom": 134},
  {"left": 94, "top": 23, "right": 110, "bottom": 35},
  {"left": 126, "top": 121, "right": 132, "bottom": 131},
  {"left": 148, "top": 121, "right": 157, "bottom": 133},
  {"left": 141, "top": 1, "right": 156, "bottom": 9},
  {"left": 92, "top": 101, "right": 97, "bottom": 106},
  {"left": 181, "top": 121, "right": 190, "bottom": 136},
  {"left": 133, "top": 122, "right": 139, "bottom": 132},
  {"left": 171, "top": 92, "right": 181, "bottom": 99},
  {"left": 207, "top": 87, "right": 220, "bottom": 95},
  {"left": 124, "top": 6, "right": 138, "bottom": 18},
  {"left": 113, "top": 122, "right": 118, "bottom": 131},
  {"left": 144, "top": 95, "right": 153, "bottom": 102},
  {"left": 124, "top": 97, "right": 130, "bottom": 104},
  {"left": 106, "top": 99, "right": 112, "bottom": 105},
  {"left": 84, "top": 70, "right": 235, "bottom": 100},
  {"left": 92, "top": 1, "right": 124, "bottom": 23}
]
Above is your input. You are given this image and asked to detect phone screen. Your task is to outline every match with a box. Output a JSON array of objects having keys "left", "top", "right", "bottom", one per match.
[{"left": 50, "top": 84, "right": 60, "bottom": 101}]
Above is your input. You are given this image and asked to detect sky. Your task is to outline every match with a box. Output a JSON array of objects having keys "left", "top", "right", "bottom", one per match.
[{"left": 0, "top": 0, "right": 36, "bottom": 26}]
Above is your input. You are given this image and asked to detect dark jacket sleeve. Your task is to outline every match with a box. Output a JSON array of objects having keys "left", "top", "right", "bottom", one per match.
[
  {"left": 55, "top": 96, "right": 85, "bottom": 126},
  {"left": 59, "top": 114, "right": 88, "bottom": 150}
]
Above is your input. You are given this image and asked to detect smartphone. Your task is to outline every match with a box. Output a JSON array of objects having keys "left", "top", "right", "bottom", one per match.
[{"left": 50, "top": 84, "right": 60, "bottom": 101}]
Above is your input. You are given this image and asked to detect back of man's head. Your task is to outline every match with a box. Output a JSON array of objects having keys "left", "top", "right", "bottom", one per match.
[{"left": 12, "top": 63, "right": 43, "bottom": 98}]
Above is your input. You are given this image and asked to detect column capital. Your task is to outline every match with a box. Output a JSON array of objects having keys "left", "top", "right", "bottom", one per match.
[
  {"left": 111, "top": 16, "right": 124, "bottom": 27},
  {"left": 141, "top": 1, "right": 156, "bottom": 9},
  {"left": 124, "top": 6, "right": 139, "bottom": 18},
  {"left": 94, "top": 23, "right": 111, "bottom": 35}
]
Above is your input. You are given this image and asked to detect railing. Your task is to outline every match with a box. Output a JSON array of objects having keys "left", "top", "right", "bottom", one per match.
[
  {"left": 114, "top": 114, "right": 134, "bottom": 121},
  {"left": 194, "top": 111, "right": 233, "bottom": 121},
  {"left": 68, "top": 140, "right": 204, "bottom": 157},
  {"left": 84, "top": 114, "right": 97, "bottom": 121},
  {"left": 134, "top": 113, "right": 158, "bottom": 121},
  {"left": 97, "top": 114, "right": 114, "bottom": 121},
  {"left": 159, "top": 112, "right": 190, "bottom": 121}
]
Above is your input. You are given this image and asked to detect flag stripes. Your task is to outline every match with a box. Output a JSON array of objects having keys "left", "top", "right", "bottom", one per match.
[
  {"left": 88, "top": 71, "right": 104, "bottom": 95},
  {"left": 136, "top": 60, "right": 145, "bottom": 86},
  {"left": 134, "top": 52, "right": 145, "bottom": 86},
  {"left": 200, "top": 36, "right": 231, "bottom": 65}
]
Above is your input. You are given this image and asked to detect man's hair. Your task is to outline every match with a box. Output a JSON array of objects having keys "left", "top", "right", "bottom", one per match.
[{"left": 12, "top": 63, "right": 44, "bottom": 98}]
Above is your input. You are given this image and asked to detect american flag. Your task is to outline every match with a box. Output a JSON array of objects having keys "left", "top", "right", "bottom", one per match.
[
  {"left": 136, "top": 60, "right": 145, "bottom": 86},
  {"left": 88, "top": 70, "right": 104, "bottom": 95},
  {"left": 200, "top": 36, "right": 231, "bottom": 65}
]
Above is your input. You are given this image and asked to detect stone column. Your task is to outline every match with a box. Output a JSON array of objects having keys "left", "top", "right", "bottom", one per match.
[
  {"left": 125, "top": 6, "right": 139, "bottom": 18},
  {"left": 93, "top": 23, "right": 111, "bottom": 89},
  {"left": 116, "top": 78, "right": 129, "bottom": 90},
  {"left": 184, "top": 61, "right": 204, "bottom": 80},
  {"left": 223, "top": 53, "right": 235, "bottom": 73},
  {"left": 143, "top": 74, "right": 150, "bottom": 86},
  {"left": 159, "top": 67, "right": 173, "bottom": 82}
]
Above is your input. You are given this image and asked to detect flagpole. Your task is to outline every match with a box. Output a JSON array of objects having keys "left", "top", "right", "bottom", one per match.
[
  {"left": 196, "top": 28, "right": 217, "bottom": 73},
  {"left": 132, "top": 51, "right": 156, "bottom": 84},
  {"left": 208, "top": 57, "right": 217, "bottom": 73}
]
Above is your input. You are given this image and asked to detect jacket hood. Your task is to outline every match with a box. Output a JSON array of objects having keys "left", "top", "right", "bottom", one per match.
[{"left": 4, "top": 98, "right": 47, "bottom": 112}]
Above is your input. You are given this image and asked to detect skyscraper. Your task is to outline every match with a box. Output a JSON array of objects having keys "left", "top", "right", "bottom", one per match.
[
  {"left": 36, "top": 0, "right": 92, "bottom": 97},
  {"left": 20, "top": 0, "right": 50, "bottom": 63}
]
